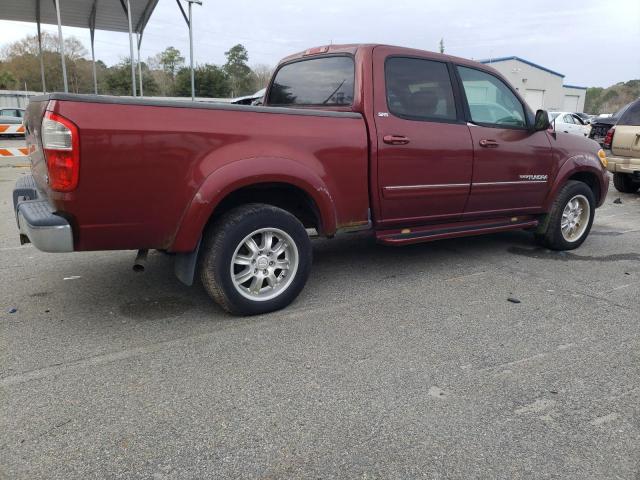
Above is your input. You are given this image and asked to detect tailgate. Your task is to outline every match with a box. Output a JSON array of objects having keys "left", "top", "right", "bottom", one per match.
[
  {"left": 611, "top": 125, "right": 640, "bottom": 158},
  {"left": 24, "top": 98, "right": 51, "bottom": 192}
]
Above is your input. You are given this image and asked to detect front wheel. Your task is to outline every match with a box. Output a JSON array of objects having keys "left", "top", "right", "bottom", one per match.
[
  {"left": 613, "top": 173, "right": 640, "bottom": 193},
  {"left": 199, "top": 204, "right": 312, "bottom": 315},
  {"left": 535, "top": 180, "right": 595, "bottom": 250}
]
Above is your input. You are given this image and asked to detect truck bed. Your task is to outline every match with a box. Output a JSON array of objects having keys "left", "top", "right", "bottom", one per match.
[{"left": 24, "top": 94, "right": 370, "bottom": 252}]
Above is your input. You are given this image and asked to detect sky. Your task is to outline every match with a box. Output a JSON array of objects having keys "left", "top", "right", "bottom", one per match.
[{"left": 1, "top": 0, "right": 639, "bottom": 88}]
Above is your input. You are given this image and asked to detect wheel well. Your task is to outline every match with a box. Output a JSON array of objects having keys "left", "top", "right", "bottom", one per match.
[
  {"left": 210, "top": 183, "right": 321, "bottom": 231},
  {"left": 568, "top": 172, "right": 600, "bottom": 203}
]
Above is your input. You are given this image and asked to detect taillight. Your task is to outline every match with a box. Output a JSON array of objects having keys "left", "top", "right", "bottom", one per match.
[
  {"left": 41, "top": 111, "right": 79, "bottom": 192},
  {"left": 603, "top": 127, "right": 615, "bottom": 150}
]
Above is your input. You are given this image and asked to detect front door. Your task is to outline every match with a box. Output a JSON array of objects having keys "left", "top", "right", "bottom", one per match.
[
  {"left": 373, "top": 47, "right": 474, "bottom": 227},
  {"left": 456, "top": 65, "right": 553, "bottom": 217}
]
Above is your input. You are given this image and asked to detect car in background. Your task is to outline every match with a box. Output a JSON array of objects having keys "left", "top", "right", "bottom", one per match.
[
  {"left": 0, "top": 107, "right": 25, "bottom": 120},
  {"left": 0, "top": 107, "right": 26, "bottom": 137},
  {"left": 548, "top": 111, "right": 590, "bottom": 137},
  {"left": 230, "top": 88, "right": 266, "bottom": 105},
  {"left": 605, "top": 99, "right": 640, "bottom": 192},
  {"left": 574, "top": 112, "right": 592, "bottom": 124},
  {"left": 589, "top": 102, "right": 635, "bottom": 145}
]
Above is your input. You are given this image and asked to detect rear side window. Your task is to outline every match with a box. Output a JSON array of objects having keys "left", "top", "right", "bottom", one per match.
[
  {"left": 268, "top": 56, "right": 354, "bottom": 106},
  {"left": 385, "top": 57, "right": 457, "bottom": 121},
  {"left": 619, "top": 102, "right": 640, "bottom": 125},
  {"left": 457, "top": 66, "right": 526, "bottom": 128}
]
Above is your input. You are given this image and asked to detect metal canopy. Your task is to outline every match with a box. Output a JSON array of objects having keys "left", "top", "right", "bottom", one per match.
[
  {"left": 1, "top": 0, "right": 159, "bottom": 95},
  {"left": 1, "top": 0, "right": 158, "bottom": 34}
]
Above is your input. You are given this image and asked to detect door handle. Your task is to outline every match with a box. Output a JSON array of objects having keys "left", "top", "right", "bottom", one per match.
[
  {"left": 479, "top": 139, "right": 499, "bottom": 148},
  {"left": 383, "top": 135, "right": 410, "bottom": 145}
]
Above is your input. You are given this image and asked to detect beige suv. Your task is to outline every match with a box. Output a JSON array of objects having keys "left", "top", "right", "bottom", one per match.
[{"left": 607, "top": 99, "right": 640, "bottom": 192}]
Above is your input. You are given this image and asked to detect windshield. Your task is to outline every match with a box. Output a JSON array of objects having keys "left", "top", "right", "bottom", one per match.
[{"left": 268, "top": 56, "right": 355, "bottom": 107}]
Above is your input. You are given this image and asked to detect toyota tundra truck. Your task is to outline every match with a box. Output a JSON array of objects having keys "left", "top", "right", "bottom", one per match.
[{"left": 14, "top": 44, "right": 609, "bottom": 315}]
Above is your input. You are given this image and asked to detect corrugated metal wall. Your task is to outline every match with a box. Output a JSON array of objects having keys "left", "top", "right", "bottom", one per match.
[{"left": 0, "top": 90, "right": 41, "bottom": 109}]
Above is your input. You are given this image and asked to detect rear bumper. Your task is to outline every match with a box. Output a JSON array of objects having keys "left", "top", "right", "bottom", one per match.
[
  {"left": 13, "top": 175, "right": 74, "bottom": 252},
  {"left": 606, "top": 155, "right": 640, "bottom": 176}
]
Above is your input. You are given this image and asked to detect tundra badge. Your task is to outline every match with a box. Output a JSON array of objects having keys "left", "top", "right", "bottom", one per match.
[{"left": 519, "top": 174, "right": 548, "bottom": 181}]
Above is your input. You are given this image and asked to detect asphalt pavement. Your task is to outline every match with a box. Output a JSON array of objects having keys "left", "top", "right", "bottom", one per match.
[{"left": 1, "top": 151, "right": 639, "bottom": 479}]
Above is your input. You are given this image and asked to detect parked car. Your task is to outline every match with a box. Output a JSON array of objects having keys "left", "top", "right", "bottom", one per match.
[
  {"left": 14, "top": 44, "right": 609, "bottom": 315},
  {"left": 548, "top": 111, "right": 591, "bottom": 137},
  {"left": 0, "top": 107, "right": 25, "bottom": 119},
  {"left": 0, "top": 108, "right": 26, "bottom": 137},
  {"left": 590, "top": 102, "right": 635, "bottom": 145},
  {"left": 605, "top": 98, "right": 640, "bottom": 192},
  {"left": 574, "top": 112, "right": 592, "bottom": 124},
  {"left": 230, "top": 88, "right": 266, "bottom": 105}
]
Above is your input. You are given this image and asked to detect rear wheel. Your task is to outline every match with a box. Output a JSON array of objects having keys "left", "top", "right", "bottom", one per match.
[
  {"left": 535, "top": 180, "right": 595, "bottom": 250},
  {"left": 613, "top": 173, "right": 640, "bottom": 193},
  {"left": 199, "top": 204, "right": 312, "bottom": 315}
]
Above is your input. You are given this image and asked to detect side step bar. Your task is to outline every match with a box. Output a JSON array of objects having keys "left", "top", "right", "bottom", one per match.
[{"left": 376, "top": 217, "right": 539, "bottom": 246}]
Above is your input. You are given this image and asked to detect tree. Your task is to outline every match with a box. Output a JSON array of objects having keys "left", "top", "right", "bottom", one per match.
[
  {"left": 156, "top": 47, "right": 184, "bottom": 82},
  {"left": 0, "top": 66, "right": 17, "bottom": 89},
  {"left": 174, "top": 64, "right": 230, "bottom": 98},
  {"left": 439, "top": 38, "right": 445, "bottom": 54},
  {"left": 103, "top": 59, "right": 159, "bottom": 96},
  {"left": 250, "top": 64, "right": 273, "bottom": 92},
  {"left": 0, "top": 32, "right": 92, "bottom": 92},
  {"left": 224, "top": 44, "right": 253, "bottom": 97}
]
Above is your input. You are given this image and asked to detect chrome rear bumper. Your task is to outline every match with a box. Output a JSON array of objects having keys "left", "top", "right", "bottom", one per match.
[{"left": 13, "top": 175, "right": 73, "bottom": 252}]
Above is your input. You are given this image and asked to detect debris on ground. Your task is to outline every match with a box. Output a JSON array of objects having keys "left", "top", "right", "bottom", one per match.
[
  {"left": 613, "top": 198, "right": 622, "bottom": 204},
  {"left": 7, "top": 307, "right": 17, "bottom": 313},
  {"left": 63, "top": 275, "right": 82, "bottom": 281},
  {"left": 507, "top": 297, "right": 521, "bottom": 304}
]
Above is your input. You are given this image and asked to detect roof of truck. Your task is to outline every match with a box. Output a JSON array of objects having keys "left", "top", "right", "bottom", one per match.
[{"left": 278, "top": 44, "right": 491, "bottom": 71}]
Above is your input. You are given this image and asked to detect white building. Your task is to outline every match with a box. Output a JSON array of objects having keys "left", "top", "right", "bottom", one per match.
[{"left": 480, "top": 57, "right": 587, "bottom": 113}]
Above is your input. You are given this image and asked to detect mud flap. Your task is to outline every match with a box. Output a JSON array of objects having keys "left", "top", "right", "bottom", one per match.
[{"left": 174, "top": 237, "right": 202, "bottom": 286}]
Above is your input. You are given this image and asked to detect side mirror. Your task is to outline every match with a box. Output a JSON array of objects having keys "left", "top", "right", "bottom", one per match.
[{"left": 533, "top": 109, "right": 551, "bottom": 131}]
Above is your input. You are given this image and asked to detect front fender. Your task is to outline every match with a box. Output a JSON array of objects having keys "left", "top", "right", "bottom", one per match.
[
  {"left": 543, "top": 153, "right": 608, "bottom": 210},
  {"left": 170, "top": 156, "right": 337, "bottom": 252}
]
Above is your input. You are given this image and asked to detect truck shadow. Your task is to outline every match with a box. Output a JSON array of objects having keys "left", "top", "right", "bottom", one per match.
[{"left": 30, "top": 227, "right": 623, "bottom": 327}]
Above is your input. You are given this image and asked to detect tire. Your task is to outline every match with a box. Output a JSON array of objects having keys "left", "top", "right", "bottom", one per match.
[
  {"left": 535, "top": 180, "right": 595, "bottom": 250},
  {"left": 613, "top": 173, "right": 640, "bottom": 193},
  {"left": 199, "top": 203, "right": 312, "bottom": 315}
]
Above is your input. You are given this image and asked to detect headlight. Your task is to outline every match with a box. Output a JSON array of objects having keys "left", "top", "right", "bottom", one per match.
[{"left": 597, "top": 149, "right": 607, "bottom": 168}]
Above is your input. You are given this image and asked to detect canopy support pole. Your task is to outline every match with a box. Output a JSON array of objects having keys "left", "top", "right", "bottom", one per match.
[
  {"left": 188, "top": 2, "right": 194, "bottom": 101},
  {"left": 125, "top": 0, "right": 137, "bottom": 96},
  {"left": 89, "top": 0, "right": 98, "bottom": 94},
  {"left": 176, "top": 0, "right": 201, "bottom": 101},
  {"left": 53, "top": 0, "right": 68, "bottom": 93},
  {"left": 137, "top": 32, "right": 143, "bottom": 97},
  {"left": 36, "top": 0, "right": 46, "bottom": 92}
]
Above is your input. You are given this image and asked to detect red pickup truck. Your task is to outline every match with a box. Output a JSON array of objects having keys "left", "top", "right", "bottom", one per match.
[{"left": 15, "top": 44, "right": 609, "bottom": 315}]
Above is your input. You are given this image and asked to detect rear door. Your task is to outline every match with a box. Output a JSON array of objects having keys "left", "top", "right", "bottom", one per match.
[
  {"left": 456, "top": 65, "right": 553, "bottom": 216},
  {"left": 373, "top": 47, "right": 473, "bottom": 226}
]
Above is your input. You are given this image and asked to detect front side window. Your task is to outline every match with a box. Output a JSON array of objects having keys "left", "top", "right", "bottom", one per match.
[
  {"left": 457, "top": 66, "right": 526, "bottom": 128},
  {"left": 268, "top": 56, "right": 354, "bottom": 106},
  {"left": 385, "top": 57, "right": 457, "bottom": 121}
]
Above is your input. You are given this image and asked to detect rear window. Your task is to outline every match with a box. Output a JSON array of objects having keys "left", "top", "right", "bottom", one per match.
[
  {"left": 618, "top": 101, "right": 640, "bottom": 126},
  {"left": 268, "top": 56, "right": 355, "bottom": 106}
]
